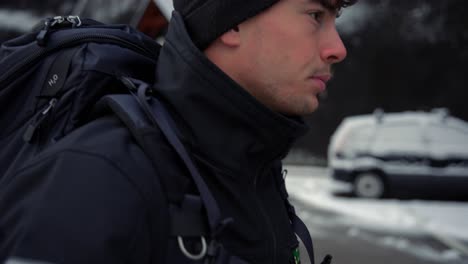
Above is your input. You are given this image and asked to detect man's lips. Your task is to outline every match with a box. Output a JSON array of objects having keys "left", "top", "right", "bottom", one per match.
[{"left": 309, "top": 75, "right": 332, "bottom": 92}]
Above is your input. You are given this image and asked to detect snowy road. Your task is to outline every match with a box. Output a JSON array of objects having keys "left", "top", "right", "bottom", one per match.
[{"left": 285, "top": 165, "right": 468, "bottom": 263}]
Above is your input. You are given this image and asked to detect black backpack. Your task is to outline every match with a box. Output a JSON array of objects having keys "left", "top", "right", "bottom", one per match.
[
  {"left": 0, "top": 16, "right": 160, "bottom": 178},
  {"left": 0, "top": 16, "right": 319, "bottom": 264}
]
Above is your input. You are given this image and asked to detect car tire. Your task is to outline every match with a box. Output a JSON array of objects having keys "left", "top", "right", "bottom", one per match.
[{"left": 353, "top": 172, "right": 386, "bottom": 198}]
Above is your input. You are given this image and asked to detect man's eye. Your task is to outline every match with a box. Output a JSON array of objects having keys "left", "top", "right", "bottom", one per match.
[{"left": 309, "top": 11, "right": 324, "bottom": 23}]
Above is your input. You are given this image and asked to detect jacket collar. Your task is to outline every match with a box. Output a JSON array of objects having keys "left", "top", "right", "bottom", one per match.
[{"left": 155, "top": 12, "right": 308, "bottom": 180}]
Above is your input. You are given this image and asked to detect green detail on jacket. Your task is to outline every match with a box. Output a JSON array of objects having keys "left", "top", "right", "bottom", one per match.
[{"left": 292, "top": 247, "right": 301, "bottom": 264}]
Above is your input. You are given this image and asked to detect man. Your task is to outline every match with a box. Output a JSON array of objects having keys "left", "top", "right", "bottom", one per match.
[{"left": 0, "top": 0, "right": 356, "bottom": 263}]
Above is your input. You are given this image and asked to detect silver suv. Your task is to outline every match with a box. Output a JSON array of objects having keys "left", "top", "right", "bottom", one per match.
[{"left": 328, "top": 109, "right": 468, "bottom": 199}]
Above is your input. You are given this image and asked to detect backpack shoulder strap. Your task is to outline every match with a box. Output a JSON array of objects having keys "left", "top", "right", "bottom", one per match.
[
  {"left": 93, "top": 78, "right": 237, "bottom": 263},
  {"left": 96, "top": 80, "right": 225, "bottom": 234},
  {"left": 93, "top": 92, "right": 172, "bottom": 264}
]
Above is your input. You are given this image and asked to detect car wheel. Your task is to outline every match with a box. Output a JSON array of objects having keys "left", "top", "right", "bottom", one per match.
[{"left": 353, "top": 172, "right": 385, "bottom": 198}]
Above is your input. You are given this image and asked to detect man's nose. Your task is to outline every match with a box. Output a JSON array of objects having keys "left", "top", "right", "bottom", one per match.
[{"left": 320, "top": 27, "right": 347, "bottom": 64}]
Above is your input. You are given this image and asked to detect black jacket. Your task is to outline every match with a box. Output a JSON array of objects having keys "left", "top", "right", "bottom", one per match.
[{"left": 0, "top": 12, "right": 309, "bottom": 264}]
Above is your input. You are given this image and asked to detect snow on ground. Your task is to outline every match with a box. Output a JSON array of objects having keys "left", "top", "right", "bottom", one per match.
[
  {"left": 154, "top": 0, "right": 174, "bottom": 19},
  {"left": 284, "top": 165, "right": 468, "bottom": 243}
]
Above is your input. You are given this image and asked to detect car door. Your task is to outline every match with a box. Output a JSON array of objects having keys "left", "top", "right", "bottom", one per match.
[
  {"left": 370, "top": 118, "right": 430, "bottom": 177},
  {"left": 426, "top": 122, "right": 468, "bottom": 176}
]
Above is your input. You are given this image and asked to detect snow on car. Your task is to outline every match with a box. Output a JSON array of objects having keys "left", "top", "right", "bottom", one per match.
[{"left": 328, "top": 109, "right": 468, "bottom": 199}]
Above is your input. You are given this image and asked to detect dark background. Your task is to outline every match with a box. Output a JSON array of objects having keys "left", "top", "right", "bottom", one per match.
[
  {"left": 0, "top": 0, "right": 154, "bottom": 41},
  {"left": 1, "top": 0, "right": 467, "bottom": 161}
]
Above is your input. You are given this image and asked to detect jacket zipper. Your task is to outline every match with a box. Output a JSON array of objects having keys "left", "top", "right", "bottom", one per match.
[
  {"left": 253, "top": 139, "right": 292, "bottom": 264},
  {"left": 254, "top": 142, "right": 291, "bottom": 264},
  {"left": 0, "top": 33, "right": 159, "bottom": 88},
  {"left": 254, "top": 162, "right": 277, "bottom": 264}
]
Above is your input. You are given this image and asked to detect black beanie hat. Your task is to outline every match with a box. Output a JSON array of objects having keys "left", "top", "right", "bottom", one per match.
[{"left": 173, "top": 0, "right": 279, "bottom": 50}]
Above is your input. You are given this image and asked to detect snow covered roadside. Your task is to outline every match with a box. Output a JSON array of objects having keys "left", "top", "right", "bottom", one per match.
[
  {"left": 154, "top": 0, "right": 174, "bottom": 19},
  {"left": 284, "top": 165, "right": 468, "bottom": 243}
]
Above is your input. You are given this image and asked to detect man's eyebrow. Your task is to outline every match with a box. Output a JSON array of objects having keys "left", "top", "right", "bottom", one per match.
[{"left": 304, "top": 0, "right": 340, "bottom": 14}]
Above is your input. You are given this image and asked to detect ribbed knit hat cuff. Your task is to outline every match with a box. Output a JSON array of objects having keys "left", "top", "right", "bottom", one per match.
[{"left": 183, "top": 0, "right": 279, "bottom": 50}]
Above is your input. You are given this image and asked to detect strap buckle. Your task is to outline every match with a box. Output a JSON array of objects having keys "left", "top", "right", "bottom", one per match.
[{"left": 177, "top": 236, "right": 207, "bottom": 260}]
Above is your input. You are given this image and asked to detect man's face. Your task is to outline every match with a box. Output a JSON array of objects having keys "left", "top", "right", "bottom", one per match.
[{"left": 235, "top": 0, "right": 347, "bottom": 115}]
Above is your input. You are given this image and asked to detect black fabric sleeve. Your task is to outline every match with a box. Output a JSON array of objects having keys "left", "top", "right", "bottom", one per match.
[{"left": 1, "top": 150, "right": 151, "bottom": 264}]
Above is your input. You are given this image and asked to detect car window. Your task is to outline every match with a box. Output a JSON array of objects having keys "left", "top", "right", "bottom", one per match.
[
  {"left": 372, "top": 121, "right": 426, "bottom": 156},
  {"left": 376, "top": 122, "right": 422, "bottom": 142},
  {"left": 427, "top": 125, "right": 468, "bottom": 144},
  {"left": 426, "top": 124, "right": 468, "bottom": 157},
  {"left": 339, "top": 124, "right": 375, "bottom": 155}
]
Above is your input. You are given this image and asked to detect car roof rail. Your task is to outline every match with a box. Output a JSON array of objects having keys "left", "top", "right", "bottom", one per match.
[
  {"left": 431, "top": 108, "right": 450, "bottom": 122},
  {"left": 373, "top": 108, "right": 384, "bottom": 123}
]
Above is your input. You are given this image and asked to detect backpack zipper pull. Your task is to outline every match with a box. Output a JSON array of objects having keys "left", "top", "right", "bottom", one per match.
[
  {"left": 66, "top": 16, "right": 82, "bottom": 27},
  {"left": 23, "top": 98, "right": 58, "bottom": 142},
  {"left": 36, "top": 16, "right": 69, "bottom": 46},
  {"left": 36, "top": 18, "right": 54, "bottom": 46}
]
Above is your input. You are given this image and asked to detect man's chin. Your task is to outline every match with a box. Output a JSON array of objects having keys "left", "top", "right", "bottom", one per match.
[
  {"left": 299, "top": 99, "right": 320, "bottom": 116},
  {"left": 275, "top": 96, "right": 320, "bottom": 116},
  {"left": 317, "top": 90, "right": 328, "bottom": 101}
]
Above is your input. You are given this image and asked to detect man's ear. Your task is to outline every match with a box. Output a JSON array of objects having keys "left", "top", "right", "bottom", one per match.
[{"left": 219, "top": 26, "right": 241, "bottom": 47}]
